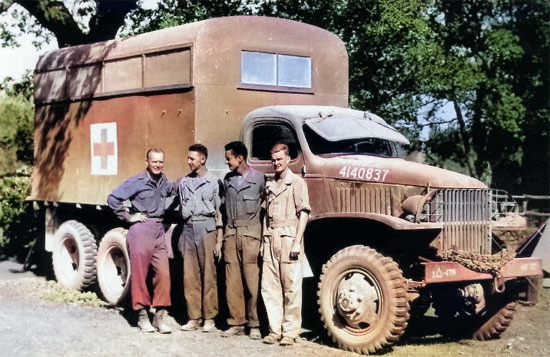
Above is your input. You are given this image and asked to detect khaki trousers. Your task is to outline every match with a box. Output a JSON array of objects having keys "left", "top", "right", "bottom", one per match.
[{"left": 261, "top": 231, "right": 303, "bottom": 338}]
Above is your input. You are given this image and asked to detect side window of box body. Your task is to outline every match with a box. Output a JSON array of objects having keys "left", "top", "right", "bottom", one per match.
[{"left": 240, "top": 51, "right": 312, "bottom": 92}]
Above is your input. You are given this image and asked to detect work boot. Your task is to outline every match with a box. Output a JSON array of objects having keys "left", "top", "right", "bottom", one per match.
[
  {"left": 249, "top": 327, "right": 261, "bottom": 340},
  {"left": 137, "top": 309, "right": 156, "bottom": 333},
  {"left": 262, "top": 333, "right": 280, "bottom": 344},
  {"left": 221, "top": 325, "right": 245, "bottom": 337},
  {"left": 180, "top": 319, "right": 201, "bottom": 331},
  {"left": 202, "top": 319, "right": 217, "bottom": 332},
  {"left": 279, "top": 336, "right": 296, "bottom": 346},
  {"left": 152, "top": 308, "right": 172, "bottom": 334}
]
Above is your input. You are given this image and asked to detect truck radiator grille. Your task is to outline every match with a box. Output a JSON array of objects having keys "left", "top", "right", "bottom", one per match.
[
  {"left": 335, "top": 184, "right": 395, "bottom": 215},
  {"left": 429, "top": 189, "right": 492, "bottom": 255}
]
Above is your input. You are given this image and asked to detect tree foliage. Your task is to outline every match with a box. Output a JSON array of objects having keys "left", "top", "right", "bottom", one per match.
[
  {"left": 420, "top": 0, "right": 549, "bottom": 193},
  {"left": 0, "top": 90, "right": 34, "bottom": 254},
  {"left": 1, "top": 0, "right": 139, "bottom": 48},
  {"left": 0, "top": 0, "right": 548, "bottom": 197},
  {"left": 0, "top": 93, "right": 34, "bottom": 174}
]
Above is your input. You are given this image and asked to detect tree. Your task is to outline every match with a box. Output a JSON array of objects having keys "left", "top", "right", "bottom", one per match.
[
  {"left": 122, "top": 0, "right": 251, "bottom": 36},
  {"left": 2, "top": 0, "right": 548, "bottom": 195},
  {"left": 0, "top": 69, "right": 33, "bottom": 101},
  {"left": 0, "top": 92, "right": 35, "bottom": 253},
  {"left": 0, "top": 93, "right": 34, "bottom": 174},
  {"left": 418, "top": 0, "right": 549, "bottom": 194},
  {"left": 0, "top": 0, "right": 139, "bottom": 48}
]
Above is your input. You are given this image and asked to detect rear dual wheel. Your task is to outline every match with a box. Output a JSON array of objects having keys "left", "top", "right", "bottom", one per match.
[
  {"left": 96, "top": 228, "right": 131, "bottom": 305},
  {"left": 52, "top": 220, "right": 97, "bottom": 291}
]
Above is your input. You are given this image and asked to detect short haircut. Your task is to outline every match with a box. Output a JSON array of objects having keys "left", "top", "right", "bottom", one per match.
[
  {"left": 189, "top": 143, "right": 208, "bottom": 159},
  {"left": 224, "top": 141, "right": 248, "bottom": 160},
  {"left": 146, "top": 148, "right": 165, "bottom": 160},
  {"left": 270, "top": 143, "right": 289, "bottom": 156}
]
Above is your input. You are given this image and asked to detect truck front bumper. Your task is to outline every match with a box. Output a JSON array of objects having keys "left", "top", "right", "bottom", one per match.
[{"left": 423, "top": 257, "right": 543, "bottom": 304}]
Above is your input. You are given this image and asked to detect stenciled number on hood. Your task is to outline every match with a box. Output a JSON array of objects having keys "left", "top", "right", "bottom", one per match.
[{"left": 338, "top": 166, "right": 390, "bottom": 182}]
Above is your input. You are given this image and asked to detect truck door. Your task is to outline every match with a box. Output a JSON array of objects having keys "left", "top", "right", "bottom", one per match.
[{"left": 246, "top": 120, "right": 305, "bottom": 177}]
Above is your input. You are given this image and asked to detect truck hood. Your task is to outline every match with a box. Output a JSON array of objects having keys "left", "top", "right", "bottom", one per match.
[{"left": 316, "top": 155, "right": 487, "bottom": 189}]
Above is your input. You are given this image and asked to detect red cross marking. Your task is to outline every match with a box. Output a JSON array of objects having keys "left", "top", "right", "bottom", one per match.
[{"left": 93, "top": 128, "right": 114, "bottom": 169}]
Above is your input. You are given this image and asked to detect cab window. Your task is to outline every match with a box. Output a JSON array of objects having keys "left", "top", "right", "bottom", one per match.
[{"left": 250, "top": 123, "right": 300, "bottom": 160}]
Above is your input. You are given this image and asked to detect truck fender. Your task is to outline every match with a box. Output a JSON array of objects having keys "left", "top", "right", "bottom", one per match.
[{"left": 309, "top": 212, "right": 443, "bottom": 231}]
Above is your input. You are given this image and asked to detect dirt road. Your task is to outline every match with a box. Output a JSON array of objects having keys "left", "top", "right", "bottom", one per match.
[{"left": 0, "top": 259, "right": 548, "bottom": 357}]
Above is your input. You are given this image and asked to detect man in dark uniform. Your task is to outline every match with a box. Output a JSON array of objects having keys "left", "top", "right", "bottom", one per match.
[
  {"left": 221, "top": 141, "right": 265, "bottom": 340},
  {"left": 107, "top": 148, "right": 176, "bottom": 334}
]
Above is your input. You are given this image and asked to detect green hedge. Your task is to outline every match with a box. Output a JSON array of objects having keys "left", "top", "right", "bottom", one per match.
[{"left": 0, "top": 94, "right": 35, "bottom": 259}]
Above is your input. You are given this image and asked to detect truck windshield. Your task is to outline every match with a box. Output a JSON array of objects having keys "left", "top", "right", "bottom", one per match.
[{"left": 303, "top": 125, "right": 396, "bottom": 158}]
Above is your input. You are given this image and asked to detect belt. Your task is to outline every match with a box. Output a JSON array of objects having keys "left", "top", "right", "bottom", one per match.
[
  {"left": 190, "top": 216, "right": 214, "bottom": 222},
  {"left": 229, "top": 219, "right": 258, "bottom": 228},
  {"left": 267, "top": 219, "right": 298, "bottom": 228},
  {"left": 147, "top": 217, "right": 164, "bottom": 223}
]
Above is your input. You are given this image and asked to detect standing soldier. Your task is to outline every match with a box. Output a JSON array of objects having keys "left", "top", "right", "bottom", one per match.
[
  {"left": 261, "top": 143, "right": 311, "bottom": 346},
  {"left": 221, "top": 141, "right": 265, "bottom": 340},
  {"left": 107, "top": 148, "right": 175, "bottom": 334},
  {"left": 178, "top": 143, "right": 223, "bottom": 332}
]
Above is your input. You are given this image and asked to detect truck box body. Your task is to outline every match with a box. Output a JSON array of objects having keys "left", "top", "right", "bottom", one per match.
[{"left": 30, "top": 16, "right": 348, "bottom": 205}]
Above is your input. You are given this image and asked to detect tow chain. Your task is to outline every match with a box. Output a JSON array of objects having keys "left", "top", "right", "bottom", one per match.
[{"left": 443, "top": 248, "right": 516, "bottom": 277}]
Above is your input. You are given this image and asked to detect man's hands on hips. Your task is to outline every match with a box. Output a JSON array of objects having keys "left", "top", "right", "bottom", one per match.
[{"left": 129, "top": 213, "right": 148, "bottom": 223}]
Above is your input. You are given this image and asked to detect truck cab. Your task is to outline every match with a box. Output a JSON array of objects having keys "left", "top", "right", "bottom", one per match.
[{"left": 242, "top": 105, "right": 542, "bottom": 354}]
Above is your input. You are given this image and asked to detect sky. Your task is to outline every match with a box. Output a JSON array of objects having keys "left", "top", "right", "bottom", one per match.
[
  {"left": 0, "top": 35, "right": 57, "bottom": 81},
  {"left": 0, "top": 0, "right": 159, "bottom": 82}
]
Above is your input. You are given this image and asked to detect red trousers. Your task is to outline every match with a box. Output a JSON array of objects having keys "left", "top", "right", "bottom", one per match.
[{"left": 126, "top": 221, "right": 171, "bottom": 310}]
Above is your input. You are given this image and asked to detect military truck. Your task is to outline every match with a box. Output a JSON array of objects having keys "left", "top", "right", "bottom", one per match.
[{"left": 31, "top": 16, "right": 541, "bottom": 355}]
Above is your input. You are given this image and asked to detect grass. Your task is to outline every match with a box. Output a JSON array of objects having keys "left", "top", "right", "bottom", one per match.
[{"left": 41, "top": 280, "right": 107, "bottom": 307}]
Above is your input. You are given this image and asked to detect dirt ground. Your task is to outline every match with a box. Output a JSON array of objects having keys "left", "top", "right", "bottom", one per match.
[{"left": 0, "top": 259, "right": 548, "bottom": 357}]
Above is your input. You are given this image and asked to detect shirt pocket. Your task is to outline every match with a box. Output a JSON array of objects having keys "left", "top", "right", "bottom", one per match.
[
  {"left": 243, "top": 194, "right": 260, "bottom": 214},
  {"left": 200, "top": 191, "right": 215, "bottom": 214},
  {"left": 137, "top": 190, "right": 155, "bottom": 199}
]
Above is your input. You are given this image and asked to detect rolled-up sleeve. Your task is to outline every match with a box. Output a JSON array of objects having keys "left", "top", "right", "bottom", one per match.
[{"left": 293, "top": 177, "right": 311, "bottom": 215}]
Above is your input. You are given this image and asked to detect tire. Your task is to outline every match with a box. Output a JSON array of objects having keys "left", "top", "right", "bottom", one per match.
[
  {"left": 432, "top": 282, "right": 518, "bottom": 340},
  {"left": 317, "top": 245, "right": 410, "bottom": 354},
  {"left": 472, "top": 301, "right": 517, "bottom": 340},
  {"left": 96, "top": 228, "right": 131, "bottom": 305},
  {"left": 52, "top": 220, "right": 97, "bottom": 291}
]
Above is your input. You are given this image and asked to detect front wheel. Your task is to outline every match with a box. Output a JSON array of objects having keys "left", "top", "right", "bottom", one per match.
[
  {"left": 96, "top": 228, "right": 130, "bottom": 305},
  {"left": 317, "top": 245, "right": 410, "bottom": 354}
]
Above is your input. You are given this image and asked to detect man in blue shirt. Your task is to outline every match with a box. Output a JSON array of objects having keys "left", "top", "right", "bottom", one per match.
[{"left": 107, "top": 148, "right": 176, "bottom": 334}]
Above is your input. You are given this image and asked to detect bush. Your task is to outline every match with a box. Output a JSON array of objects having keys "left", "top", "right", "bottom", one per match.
[
  {"left": 0, "top": 172, "right": 35, "bottom": 258},
  {"left": 0, "top": 94, "right": 35, "bottom": 259},
  {"left": 0, "top": 95, "right": 34, "bottom": 173}
]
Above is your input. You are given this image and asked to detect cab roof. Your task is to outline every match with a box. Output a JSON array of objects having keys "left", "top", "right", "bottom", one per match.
[{"left": 244, "top": 105, "right": 410, "bottom": 144}]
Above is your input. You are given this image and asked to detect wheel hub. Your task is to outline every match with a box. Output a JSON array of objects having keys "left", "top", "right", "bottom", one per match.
[{"left": 336, "top": 272, "right": 379, "bottom": 328}]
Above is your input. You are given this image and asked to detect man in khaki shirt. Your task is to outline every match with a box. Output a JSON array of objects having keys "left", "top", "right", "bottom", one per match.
[{"left": 261, "top": 143, "right": 311, "bottom": 346}]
